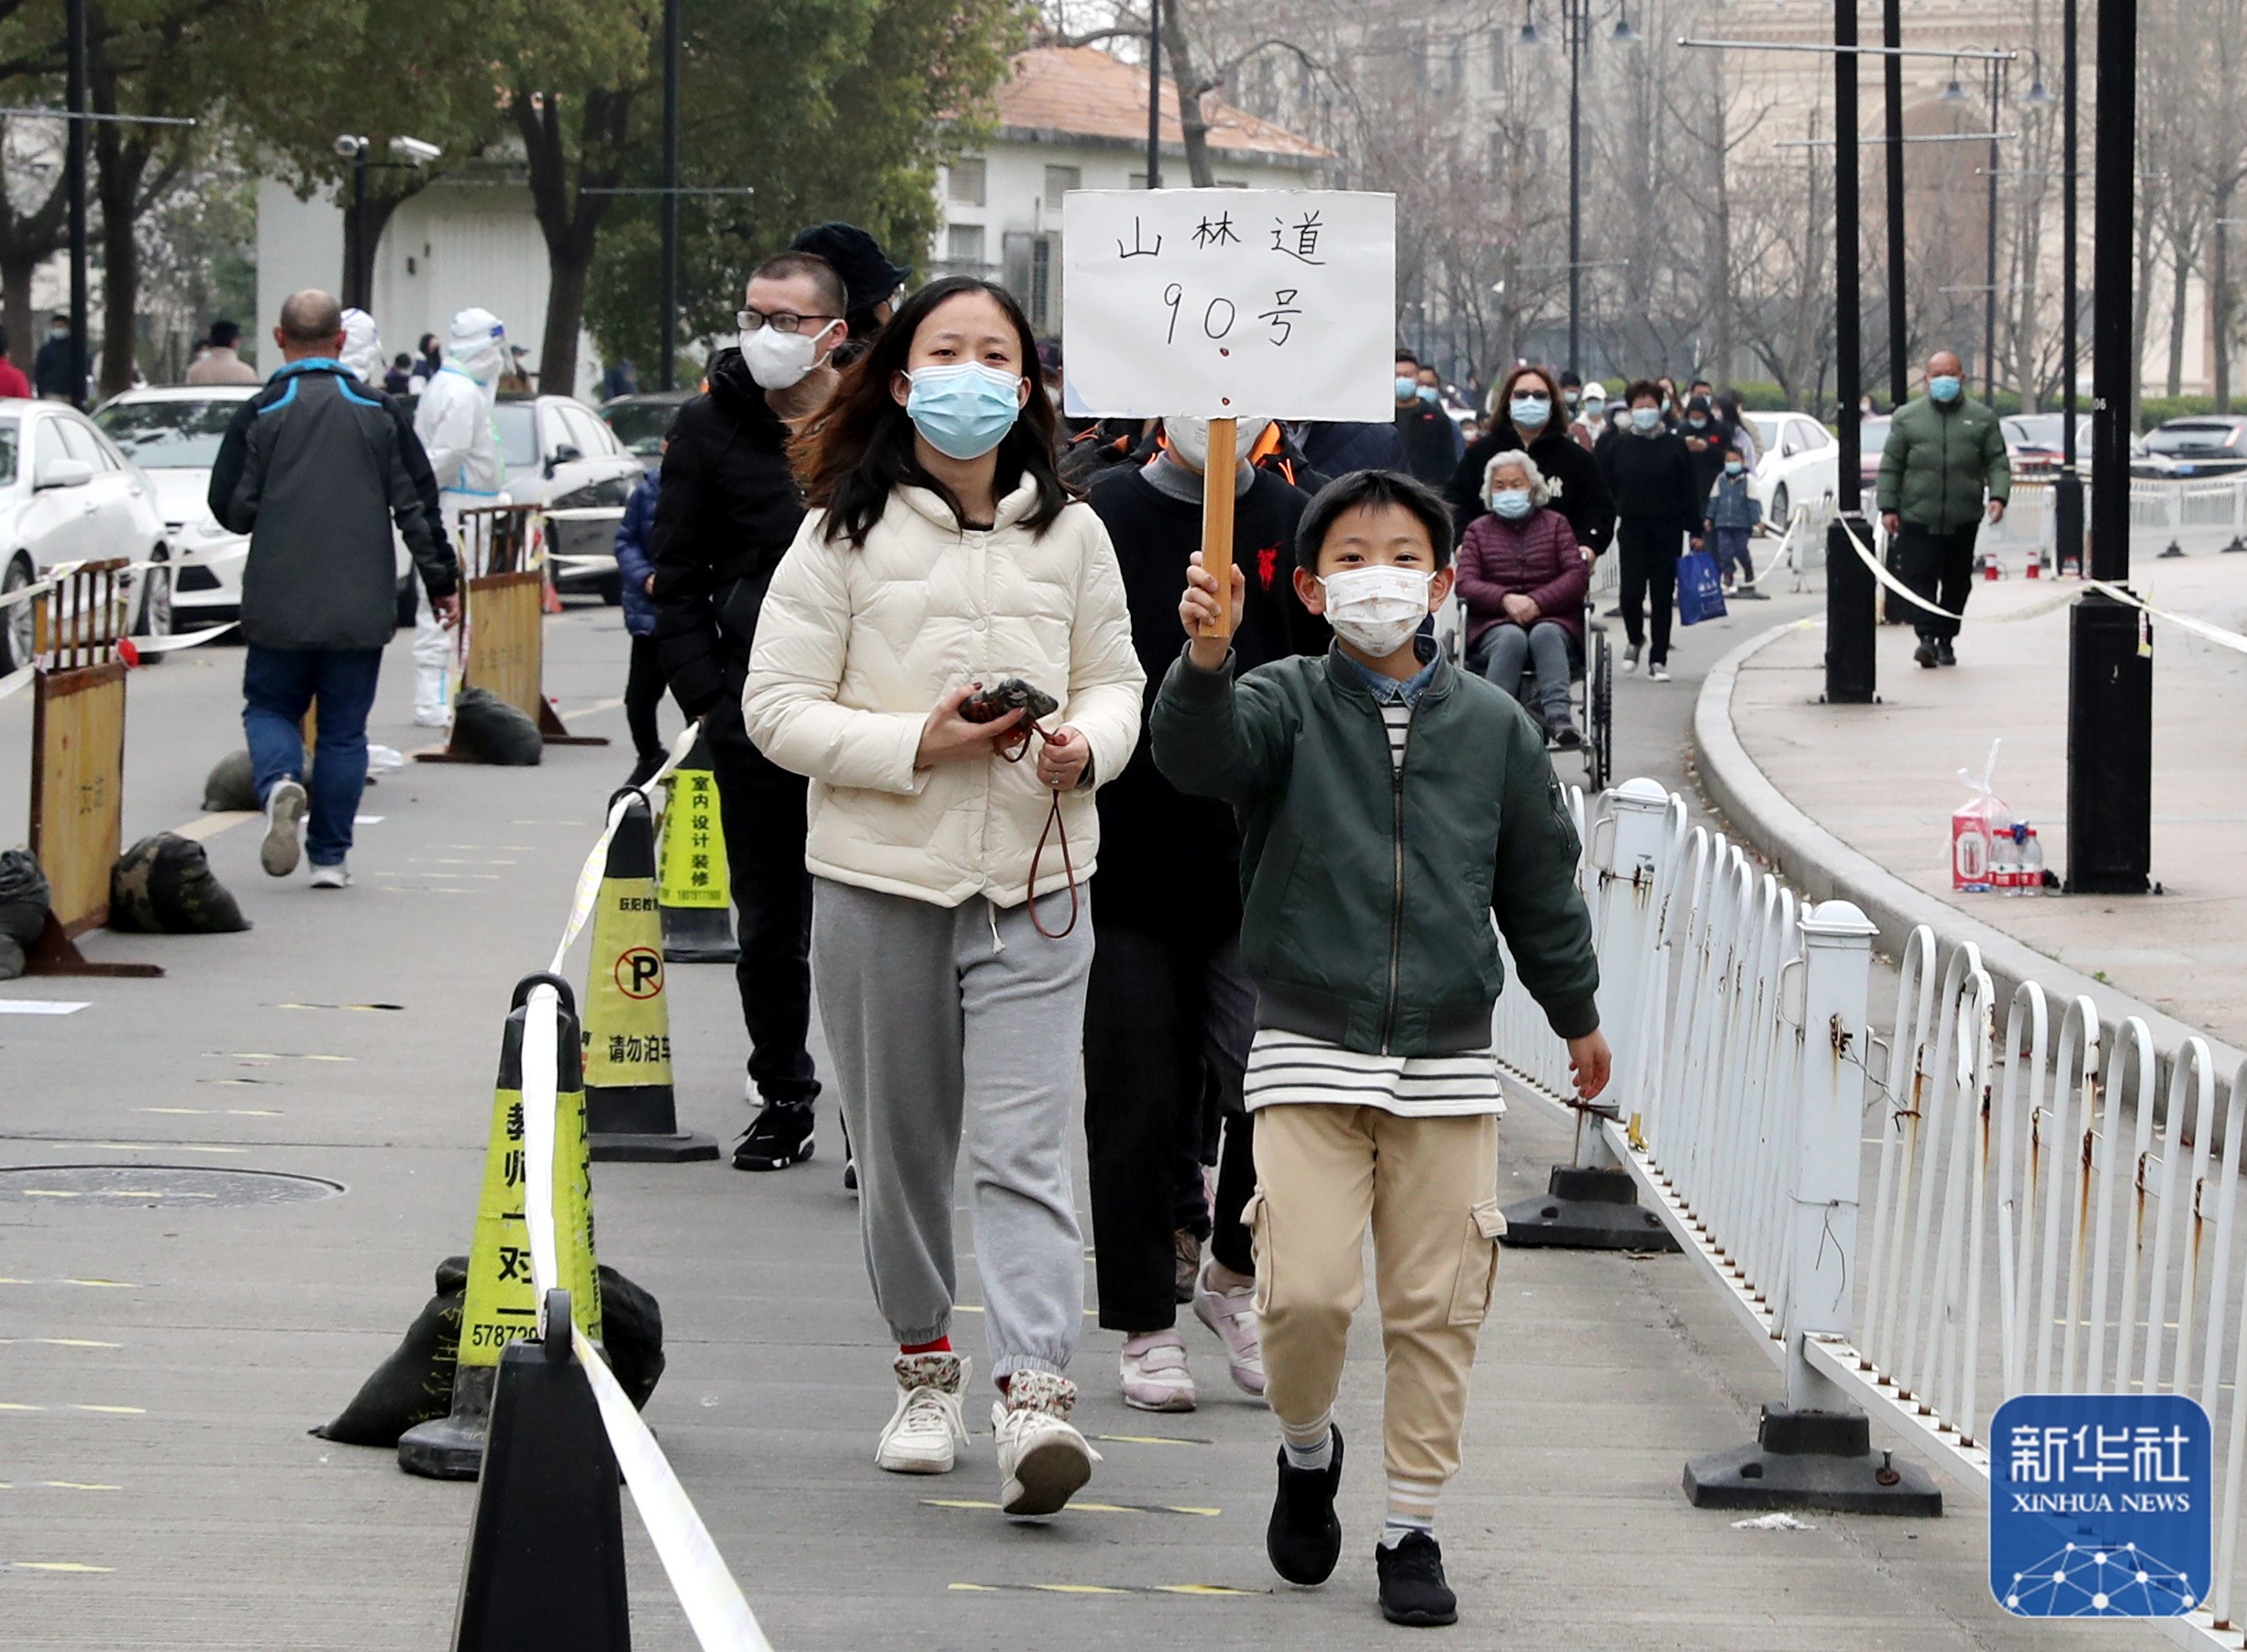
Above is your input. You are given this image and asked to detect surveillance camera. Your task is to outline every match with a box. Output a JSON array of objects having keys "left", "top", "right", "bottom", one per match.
[
  {"left": 333, "top": 134, "right": 367, "bottom": 159},
  {"left": 392, "top": 136, "right": 443, "bottom": 165}
]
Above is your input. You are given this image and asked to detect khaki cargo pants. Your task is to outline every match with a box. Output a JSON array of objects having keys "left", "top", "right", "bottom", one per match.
[{"left": 1247, "top": 1106, "right": 1503, "bottom": 1505}]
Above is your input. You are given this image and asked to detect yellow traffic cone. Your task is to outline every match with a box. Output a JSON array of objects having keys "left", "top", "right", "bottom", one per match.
[
  {"left": 399, "top": 973, "right": 603, "bottom": 1480},
  {"left": 584, "top": 792, "right": 716, "bottom": 1163},
  {"left": 658, "top": 738, "right": 737, "bottom": 963}
]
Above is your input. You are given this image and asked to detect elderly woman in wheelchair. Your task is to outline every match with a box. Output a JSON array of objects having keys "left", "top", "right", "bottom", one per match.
[{"left": 1454, "top": 449, "right": 1591, "bottom": 748}]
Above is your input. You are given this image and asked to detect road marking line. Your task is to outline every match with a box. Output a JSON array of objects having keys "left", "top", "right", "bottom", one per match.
[
  {"left": 276, "top": 1003, "right": 404, "bottom": 1013},
  {"left": 922, "top": 1498, "right": 1217, "bottom": 1518},
  {"left": 0, "top": 1279, "right": 139, "bottom": 1289},
  {"left": 172, "top": 811, "right": 256, "bottom": 842},
  {"left": 946, "top": 1580, "right": 1259, "bottom": 1598},
  {"left": 8, "top": 1560, "right": 115, "bottom": 1572},
  {"left": 1093, "top": 1434, "right": 1215, "bottom": 1447},
  {"left": 0, "top": 1402, "right": 46, "bottom": 1410},
  {"left": 0, "top": 1338, "right": 122, "bottom": 1348},
  {"left": 44, "top": 1481, "right": 121, "bottom": 1490},
  {"left": 0, "top": 1000, "right": 87, "bottom": 1015},
  {"left": 71, "top": 1404, "right": 145, "bottom": 1414}
]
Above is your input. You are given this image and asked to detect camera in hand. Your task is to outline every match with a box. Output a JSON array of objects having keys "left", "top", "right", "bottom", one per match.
[{"left": 960, "top": 676, "right": 1058, "bottom": 726}]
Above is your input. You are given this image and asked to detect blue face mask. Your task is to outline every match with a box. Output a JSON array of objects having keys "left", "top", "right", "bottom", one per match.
[
  {"left": 1510, "top": 394, "right": 1550, "bottom": 430},
  {"left": 1631, "top": 406, "right": 1662, "bottom": 434},
  {"left": 1490, "top": 487, "right": 1533, "bottom": 520},
  {"left": 905, "top": 363, "right": 1023, "bottom": 460},
  {"left": 1930, "top": 373, "right": 1963, "bottom": 404},
  {"left": 1395, "top": 376, "right": 1418, "bottom": 401},
  {"left": 1415, "top": 383, "right": 1438, "bottom": 405},
  {"left": 1724, "top": 459, "right": 1743, "bottom": 475}
]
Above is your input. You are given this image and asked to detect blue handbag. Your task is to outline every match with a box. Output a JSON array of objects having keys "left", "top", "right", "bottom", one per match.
[{"left": 1677, "top": 548, "right": 1728, "bottom": 626}]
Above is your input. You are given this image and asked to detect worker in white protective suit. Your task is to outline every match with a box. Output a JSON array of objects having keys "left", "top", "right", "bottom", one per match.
[
  {"left": 410, "top": 308, "right": 507, "bottom": 726},
  {"left": 338, "top": 308, "right": 385, "bottom": 384}
]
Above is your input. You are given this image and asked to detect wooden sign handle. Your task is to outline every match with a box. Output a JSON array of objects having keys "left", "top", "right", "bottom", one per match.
[{"left": 1199, "top": 416, "right": 1237, "bottom": 638}]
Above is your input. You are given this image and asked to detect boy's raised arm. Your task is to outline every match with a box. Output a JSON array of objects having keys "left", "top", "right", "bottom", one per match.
[
  {"left": 1149, "top": 551, "right": 1296, "bottom": 803},
  {"left": 1489, "top": 727, "right": 1601, "bottom": 1040}
]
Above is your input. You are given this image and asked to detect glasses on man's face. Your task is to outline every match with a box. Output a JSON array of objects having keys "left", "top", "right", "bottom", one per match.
[{"left": 737, "top": 308, "right": 837, "bottom": 336}]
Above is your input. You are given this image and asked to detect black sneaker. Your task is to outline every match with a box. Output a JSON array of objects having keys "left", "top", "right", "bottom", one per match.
[
  {"left": 733, "top": 1102, "right": 814, "bottom": 1171},
  {"left": 1914, "top": 639, "right": 1939, "bottom": 669},
  {"left": 625, "top": 752, "right": 665, "bottom": 789},
  {"left": 1551, "top": 722, "right": 1584, "bottom": 750},
  {"left": 1267, "top": 1425, "right": 1345, "bottom": 1586},
  {"left": 1376, "top": 1531, "right": 1459, "bottom": 1627},
  {"left": 1937, "top": 639, "right": 1957, "bottom": 667}
]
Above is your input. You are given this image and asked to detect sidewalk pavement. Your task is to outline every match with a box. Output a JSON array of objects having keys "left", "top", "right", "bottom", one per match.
[
  {"left": 1697, "top": 550, "right": 2247, "bottom": 1088},
  {"left": 0, "top": 607, "right": 2095, "bottom": 1648}
]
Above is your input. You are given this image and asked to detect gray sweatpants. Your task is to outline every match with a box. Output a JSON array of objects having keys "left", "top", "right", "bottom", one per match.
[{"left": 811, "top": 876, "right": 1092, "bottom": 1380}]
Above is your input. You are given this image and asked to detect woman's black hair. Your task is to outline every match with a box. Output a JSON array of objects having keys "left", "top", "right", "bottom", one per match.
[
  {"left": 1295, "top": 470, "right": 1456, "bottom": 571},
  {"left": 795, "top": 276, "right": 1068, "bottom": 547},
  {"left": 1622, "top": 377, "right": 1664, "bottom": 407}
]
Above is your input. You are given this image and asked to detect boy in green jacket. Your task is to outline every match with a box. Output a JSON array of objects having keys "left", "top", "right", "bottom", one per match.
[{"left": 1150, "top": 470, "right": 1611, "bottom": 1628}]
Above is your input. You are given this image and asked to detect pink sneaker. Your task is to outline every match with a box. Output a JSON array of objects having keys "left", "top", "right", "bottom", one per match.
[
  {"left": 1120, "top": 1330, "right": 1197, "bottom": 1413},
  {"left": 1191, "top": 1261, "right": 1266, "bottom": 1398}
]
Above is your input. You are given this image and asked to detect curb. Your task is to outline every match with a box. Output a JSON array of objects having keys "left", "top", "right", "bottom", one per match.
[{"left": 1691, "top": 619, "right": 2245, "bottom": 1106}]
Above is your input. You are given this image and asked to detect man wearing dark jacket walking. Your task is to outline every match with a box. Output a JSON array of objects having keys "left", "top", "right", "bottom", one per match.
[
  {"left": 650, "top": 249, "right": 846, "bottom": 1172},
  {"left": 207, "top": 289, "right": 458, "bottom": 890},
  {"left": 1877, "top": 349, "right": 2010, "bottom": 668}
]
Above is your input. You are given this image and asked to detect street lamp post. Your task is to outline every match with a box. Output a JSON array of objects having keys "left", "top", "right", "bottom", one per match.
[
  {"left": 2055, "top": 0, "right": 2084, "bottom": 573},
  {"left": 1521, "top": 0, "right": 1637, "bottom": 377}
]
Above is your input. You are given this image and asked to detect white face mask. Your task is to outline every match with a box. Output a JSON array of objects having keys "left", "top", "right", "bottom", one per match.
[
  {"left": 739, "top": 320, "right": 834, "bottom": 391},
  {"left": 1166, "top": 416, "right": 1272, "bottom": 474},
  {"left": 1321, "top": 565, "right": 1432, "bottom": 659}
]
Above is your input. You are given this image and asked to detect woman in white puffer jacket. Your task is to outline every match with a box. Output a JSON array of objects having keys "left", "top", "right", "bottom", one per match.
[{"left": 744, "top": 277, "right": 1144, "bottom": 1522}]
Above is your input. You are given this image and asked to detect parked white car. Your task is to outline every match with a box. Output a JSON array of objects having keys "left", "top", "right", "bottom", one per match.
[
  {"left": 96, "top": 383, "right": 421, "bottom": 630},
  {"left": 0, "top": 398, "right": 174, "bottom": 673},
  {"left": 1743, "top": 411, "right": 1840, "bottom": 527},
  {"left": 493, "top": 394, "right": 640, "bottom": 603}
]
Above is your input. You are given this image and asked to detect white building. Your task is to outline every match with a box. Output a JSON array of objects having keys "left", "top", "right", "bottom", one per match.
[
  {"left": 255, "top": 166, "right": 597, "bottom": 399},
  {"left": 932, "top": 46, "right": 1331, "bottom": 336}
]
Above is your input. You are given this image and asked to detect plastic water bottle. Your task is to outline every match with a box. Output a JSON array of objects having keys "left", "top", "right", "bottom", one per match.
[
  {"left": 1992, "top": 825, "right": 2021, "bottom": 896},
  {"left": 2020, "top": 825, "right": 2044, "bottom": 894}
]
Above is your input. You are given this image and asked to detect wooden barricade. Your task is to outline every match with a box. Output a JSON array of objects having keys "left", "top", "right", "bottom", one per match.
[
  {"left": 23, "top": 560, "right": 159, "bottom": 977},
  {"left": 420, "top": 505, "right": 607, "bottom": 763}
]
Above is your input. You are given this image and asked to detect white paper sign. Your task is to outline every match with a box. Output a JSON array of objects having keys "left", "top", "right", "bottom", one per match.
[{"left": 1060, "top": 189, "right": 1396, "bottom": 422}]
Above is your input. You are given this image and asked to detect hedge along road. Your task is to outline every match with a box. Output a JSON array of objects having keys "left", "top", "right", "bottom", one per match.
[{"left": 0, "top": 591, "right": 2098, "bottom": 1648}]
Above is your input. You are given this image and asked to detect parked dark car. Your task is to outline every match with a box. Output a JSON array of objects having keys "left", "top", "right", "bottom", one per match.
[
  {"left": 2000, "top": 413, "right": 2097, "bottom": 481},
  {"left": 598, "top": 391, "right": 692, "bottom": 467},
  {"left": 2137, "top": 416, "right": 2247, "bottom": 479}
]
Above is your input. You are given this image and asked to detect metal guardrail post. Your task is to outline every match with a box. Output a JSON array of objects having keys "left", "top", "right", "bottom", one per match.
[
  {"left": 1682, "top": 896, "right": 1943, "bottom": 1514},
  {"left": 1500, "top": 777, "right": 1680, "bottom": 1252}
]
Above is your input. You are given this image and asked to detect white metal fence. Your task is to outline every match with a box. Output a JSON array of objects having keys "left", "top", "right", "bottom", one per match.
[{"left": 1496, "top": 776, "right": 2247, "bottom": 1648}]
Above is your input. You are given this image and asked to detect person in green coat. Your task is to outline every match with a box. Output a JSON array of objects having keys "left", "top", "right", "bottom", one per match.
[{"left": 1876, "top": 349, "right": 2011, "bottom": 668}]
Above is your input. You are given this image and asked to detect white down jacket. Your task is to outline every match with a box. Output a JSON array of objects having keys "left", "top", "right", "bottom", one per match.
[{"left": 743, "top": 479, "right": 1145, "bottom": 909}]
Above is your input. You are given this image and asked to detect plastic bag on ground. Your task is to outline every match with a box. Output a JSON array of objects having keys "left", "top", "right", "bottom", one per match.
[
  {"left": 1951, "top": 738, "right": 2013, "bottom": 893},
  {"left": 0, "top": 847, "right": 50, "bottom": 948},
  {"left": 449, "top": 685, "right": 543, "bottom": 766},
  {"left": 109, "top": 833, "right": 251, "bottom": 934}
]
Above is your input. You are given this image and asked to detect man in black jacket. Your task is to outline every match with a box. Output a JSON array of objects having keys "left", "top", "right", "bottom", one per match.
[
  {"left": 1081, "top": 417, "right": 1314, "bottom": 1410},
  {"left": 1393, "top": 350, "right": 1460, "bottom": 487},
  {"left": 650, "top": 249, "right": 846, "bottom": 1172},
  {"left": 208, "top": 289, "right": 458, "bottom": 890}
]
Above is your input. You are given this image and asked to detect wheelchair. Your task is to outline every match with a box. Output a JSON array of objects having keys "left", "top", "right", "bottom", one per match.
[{"left": 1434, "top": 560, "right": 1613, "bottom": 793}]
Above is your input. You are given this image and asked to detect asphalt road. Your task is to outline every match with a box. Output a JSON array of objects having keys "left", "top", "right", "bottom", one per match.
[{"left": 0, "top": 590, "right": 2103, "bottom": 1650}]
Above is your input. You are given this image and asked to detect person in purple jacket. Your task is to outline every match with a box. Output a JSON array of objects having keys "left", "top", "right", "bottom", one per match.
[
  {"left": 1454, "top": 450, "right": 1590, "bottom": 747},
  {"left": 613, "top": 444, "right": 668, "bottom": 786}
]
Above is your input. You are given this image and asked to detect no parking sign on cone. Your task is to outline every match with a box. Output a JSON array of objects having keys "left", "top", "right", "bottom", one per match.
[{"left": 584, "top": 791, "right": 716, "bottom": 1163}]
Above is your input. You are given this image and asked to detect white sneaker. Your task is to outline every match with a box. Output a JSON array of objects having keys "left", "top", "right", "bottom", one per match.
[
  {"left": 875, "top": 1352, "right": 969, "bottom": 1475},
  {"left": 260, "top": 780, "right": 306, "bottom": 877},
  {"left": 1191, "top": 1261, "right": 1267, "bottom": 1398},
  {"left": 1622, "top": 644, "right": 1641, "bottom": 674},
  {"left": 1120, "top": 1331, "right": 1197, "bottom": 1413},
  {"left": 991, "top": 1369, "right": 1097, "bottom": 1516},
  {"left": 308, "top": 861, "right": 352, "bottom": 890},
  {"left": 1648, "top": 663, "right": 1672, "bottom": 682}
]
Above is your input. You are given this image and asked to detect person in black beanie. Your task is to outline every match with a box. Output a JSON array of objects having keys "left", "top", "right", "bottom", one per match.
[
  {"left": 788, "top": 221, "right": 909, "bottom": 361},
  {"left": 1080, "top": 415, "right": 1317, "bottom": 1414},
  {"left": 1444, "top": 362, "right": 1614, "bottom": 560}
]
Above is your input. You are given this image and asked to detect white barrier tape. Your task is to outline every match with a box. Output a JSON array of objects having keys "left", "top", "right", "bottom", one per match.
[
  {"left": 123, "top": 621, "right": 237, "bottom": 655},
  {"left": 548, "top": 552, "right": 621, "bottom": 571},
  {"left": 548, "top": 717, "right": 705, "bottom": 976},
  {"left": 542, "top": 507, "right": 629, "bottom": 524},
  {"left": 521, "top": 980, "right": 773, "bottom": 1650},
  {"left": 1837, "top": 516, "right": 1965, "bottom": 622},
  {"left": 574, "top": 1326, "right": 775, "bottom": 1651},
  {"left": 2084, "top": 577, "right": 2247, "bottom": 657}
]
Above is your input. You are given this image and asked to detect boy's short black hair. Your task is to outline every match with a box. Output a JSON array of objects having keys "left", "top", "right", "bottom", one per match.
[
  {"left": 1393, "top": 348, "right": 1418, "bottom": 367},
  {"left": 1622, "top": 377, "right": 1663, "bottom": 406},
  {"left": 1297, "top": 469, "right": 1456, "bottom": 570}
]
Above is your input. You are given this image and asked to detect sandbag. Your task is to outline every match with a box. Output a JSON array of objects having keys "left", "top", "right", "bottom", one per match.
[
  {"left": 202, "top": 750, "right": 260, "bottom": 813},
  {"left": 0, "top": 847, "right": 48, "bottom": 948},
  {"left": 312, "top": 1256, "right": 665, "bottom": 1448},
  {"left": 109, "top": 833, "right": 251, "bottom": 934},
  {"left": 0, "top": 933, "right": 23, "bottom": 981},
  {"left": 449, "top": 685, "right": 542, "bottom": 766}
]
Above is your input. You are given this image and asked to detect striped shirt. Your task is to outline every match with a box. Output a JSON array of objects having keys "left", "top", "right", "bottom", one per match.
[{"left": 1244, "top": 1028, "right": 1506, "bottom": 1118}]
